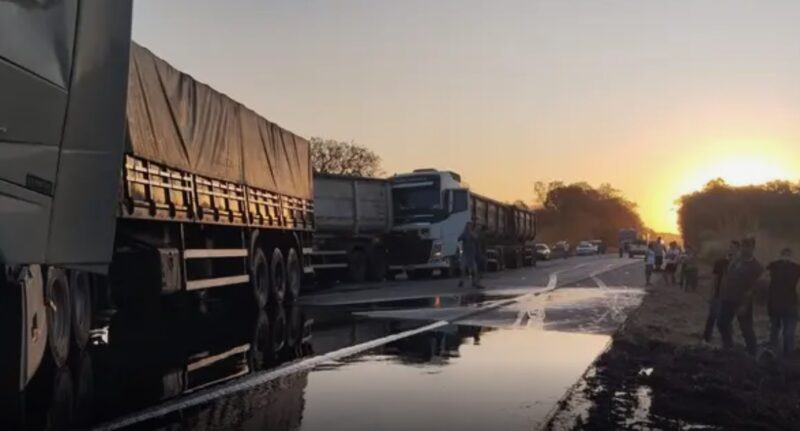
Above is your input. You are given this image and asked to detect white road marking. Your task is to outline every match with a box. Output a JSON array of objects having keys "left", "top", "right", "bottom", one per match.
[
  {"left": 547, "top": 272, "right": 558, "bottom": 289},
  {"left": 592, "top": 276, "right": 608, "bottom": 289},
  {"left": 94, "top": 259, "right": 636, "bottom": 431}
]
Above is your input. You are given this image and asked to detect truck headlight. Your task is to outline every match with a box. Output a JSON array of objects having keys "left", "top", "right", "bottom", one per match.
[{"left": 430, "top": 241, "right": 443, "bottom": 261}]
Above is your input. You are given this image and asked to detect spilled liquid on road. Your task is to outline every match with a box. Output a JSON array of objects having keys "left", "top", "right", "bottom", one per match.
[{"left": 3, "top": 265, "right": 644, "bottom": 430}]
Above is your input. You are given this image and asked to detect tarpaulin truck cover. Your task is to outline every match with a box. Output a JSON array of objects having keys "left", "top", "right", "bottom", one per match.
[{"left": 125, "top": 42, "right": 312, "bottom": 200}]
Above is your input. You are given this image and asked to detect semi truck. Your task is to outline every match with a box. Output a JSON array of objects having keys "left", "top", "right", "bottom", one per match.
[
  {"left": 1, "top": 2, "right": 314, "bottom": 391},
  {"left": 387, "top": 169, "right": 536, "bottom": 277},
  {"left": 310, "top": 174, "right": 392, "bottom": 283}
]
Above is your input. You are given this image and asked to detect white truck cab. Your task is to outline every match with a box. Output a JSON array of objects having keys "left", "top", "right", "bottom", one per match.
[{"left": 387, "top": 169, "right": 470, "bottom": 275}]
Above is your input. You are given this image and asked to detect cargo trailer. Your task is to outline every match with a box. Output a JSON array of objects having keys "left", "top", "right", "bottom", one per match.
[
  {"left": 310, "top": 174, "right": 392, "bottom": 282},
  {"left": 0, "top": 2, "right": 313, "bottom": 390}
]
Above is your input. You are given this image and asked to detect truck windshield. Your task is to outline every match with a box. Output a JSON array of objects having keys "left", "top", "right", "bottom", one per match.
[
  {"left": 391, "top": 175, "right": 447, "bottom": 224},
  {"left": 393, "top": 186, "right": 441, "bottom": 211}
]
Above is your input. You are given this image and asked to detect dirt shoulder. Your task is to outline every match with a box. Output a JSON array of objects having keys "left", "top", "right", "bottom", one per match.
[{"left": 546, "top": 267, "right": 800, "bottom": 431}]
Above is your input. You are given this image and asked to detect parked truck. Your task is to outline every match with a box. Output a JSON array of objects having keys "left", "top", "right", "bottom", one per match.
[
  {"left": 387, "top": 169, "right": 536, "bottom": 277},
  {"left": 618, "top": 228, "right": 638, "bottom": 257},
  {"left": 1, "top": 2, "right": 315, "bottom": 391},
  {"left": 310, "top": 174, "right": 392, "bottom": 283}
]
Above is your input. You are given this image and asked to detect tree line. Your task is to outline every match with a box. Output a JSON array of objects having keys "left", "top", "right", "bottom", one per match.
[
  {"left": 533, "top": 181, "right": 648, "bottom": 246},
  {"left": 678, "top": 179, "right": 800, "bottom": 260}
]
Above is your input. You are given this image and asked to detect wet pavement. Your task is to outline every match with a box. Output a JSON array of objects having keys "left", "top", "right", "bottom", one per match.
[{"left": 4, "top": 255, "right": 646, "bottom": 430}]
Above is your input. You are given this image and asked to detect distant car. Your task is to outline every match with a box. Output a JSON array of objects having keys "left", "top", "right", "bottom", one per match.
[
  {"left": 534, "top": 243, "right": 551, "bottom": 260},
  {"left": 589, "top": 240, "right": 605, "bottom": 254},
  {"left": 575, "top": 241, "right": 597, "bottom": 256},
  {"left": 552, "top": 241, "right": 571, "bottom": 259}
]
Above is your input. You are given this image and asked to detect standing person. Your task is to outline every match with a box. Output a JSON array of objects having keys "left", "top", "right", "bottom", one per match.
[
  {"left": 716, "top": 238, "right": 763, "bottom": 356},
  {"left": 644, "top": 243, "right": 656, "bottom": 286},
  {"left": 458, "top": 222, "right": 480, "bottom": 288},
  {"left": 766, "top": 248, "right": 800, "bottom": 355},
  {"left": 704, "top": 241, "right": 740, "bottom": 342},
  {"left": 682, "top": 245, "right": 699, "bottom": 292},
  {"left": 663, "top": 242, "right": 680, "bottom": 286},
  {"left": 654, "top": 237, "right": 665, "bottom": 272}
]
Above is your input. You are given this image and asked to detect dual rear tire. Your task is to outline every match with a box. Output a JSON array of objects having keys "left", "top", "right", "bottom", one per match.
[
  {"left": 45, "top": 269, "right": 92, "bottom": 369},
  {"left": 250, "top": 246, "right": 302, "bottom": 309}
]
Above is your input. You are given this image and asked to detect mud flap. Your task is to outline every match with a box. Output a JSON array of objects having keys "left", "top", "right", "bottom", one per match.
[{"left": 19, "top": 266, "right": 47, "bottom": 391}]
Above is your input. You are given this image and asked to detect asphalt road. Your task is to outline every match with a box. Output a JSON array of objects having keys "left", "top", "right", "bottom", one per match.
[{"left": 13, "top": 255, "right": 646, "bottom": 431}]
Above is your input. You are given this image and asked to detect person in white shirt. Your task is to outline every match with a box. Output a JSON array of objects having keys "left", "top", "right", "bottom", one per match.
[{"left": 645, "top": 243, "right": 656, "bottom": 286}]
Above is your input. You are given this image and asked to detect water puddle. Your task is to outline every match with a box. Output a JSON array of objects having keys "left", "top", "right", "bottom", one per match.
[{"left": 137, "top": 326, "right": 611, "bottom": 431}]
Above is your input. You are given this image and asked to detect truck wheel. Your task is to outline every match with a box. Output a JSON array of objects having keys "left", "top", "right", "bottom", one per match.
[
  {"left": 285, "top": 249, "right": 302, "bottom": 302},
  {"left": 270, "top": 248, "right": 287, "bottom": 305},
  {"left": 69, "top": 272, "right": 91, "bottom": 352},
  {"left": 45, "top": 268, "right": 71, "bottom": 368},
  {"left": 347, "top": 250, "right": 368, "bottom": 283},
  {"left": 446, "top": 257, "right": 460, "bottom": 278},
  {"left": 251, "top": 249, "right": 270, "bottom": 309}
]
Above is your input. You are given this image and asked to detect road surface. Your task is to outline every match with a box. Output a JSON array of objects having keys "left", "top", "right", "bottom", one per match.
[{"left": 10, "top": 255, "right": 647, "bottom": 431}]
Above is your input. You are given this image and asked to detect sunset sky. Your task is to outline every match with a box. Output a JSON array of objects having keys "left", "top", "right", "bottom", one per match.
[{"left": 133, "top": 1, "right": 800, "bottom": 233}]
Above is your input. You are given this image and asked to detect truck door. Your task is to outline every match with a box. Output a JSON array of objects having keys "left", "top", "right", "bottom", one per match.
[
  {"left": 441, "top": 189, "right": 470, "bottom": 259},
  {"left": 0, "top": 1, "right": 78, "bottom": 264}
]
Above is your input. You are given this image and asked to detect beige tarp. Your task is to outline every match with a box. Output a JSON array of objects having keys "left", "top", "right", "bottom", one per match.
[{"left": 125, "top": 42, "right": 312, "bottom": 199}]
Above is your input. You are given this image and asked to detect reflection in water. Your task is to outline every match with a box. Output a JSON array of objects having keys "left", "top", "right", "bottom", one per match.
[
  {"left": 5, "top": 299, "right": 314, "bottom": 431},
  {"left": 4, "top": 287, "right": 629, "bottom": 430},
  {"left": 301, "top": 328, "right": 611, "bottom": 431}
]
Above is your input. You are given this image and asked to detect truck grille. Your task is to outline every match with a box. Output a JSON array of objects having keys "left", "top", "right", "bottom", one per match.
[{"left": 387, "top": 234, "right": 432, "bottom": 266}]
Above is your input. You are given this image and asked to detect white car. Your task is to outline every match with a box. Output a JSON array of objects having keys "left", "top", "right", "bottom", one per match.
[{"left": 575, "top": 241, "right": 597, "bottom": 256}]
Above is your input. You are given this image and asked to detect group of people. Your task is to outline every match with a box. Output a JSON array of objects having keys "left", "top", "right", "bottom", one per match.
[
  {"left": 645, "top": 236, "right": 800, "bottom": 357},
  {"left": 704, "top": 239, "right": 800, "bottom": 356},
  {"left": 643, "top": 238, "right": 699, "bottom": 290}
]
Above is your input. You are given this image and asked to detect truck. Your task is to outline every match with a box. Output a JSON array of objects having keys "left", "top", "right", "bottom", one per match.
[
  {"left": 310, "top": 174, "right": 392, "bottom": 283},
  {"left": 387, "top": 169, "right": 536, "bottom": 277},
  {"left": 618, "top": 228, "right": 638, "bottom": 257},
  {"left": 1, "top": 2, "right": 315, "bottom": 392}
]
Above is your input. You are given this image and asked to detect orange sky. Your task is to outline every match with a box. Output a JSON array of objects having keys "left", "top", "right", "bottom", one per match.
[{"left": 133, "top": 1, "right": 800, "bottom": 233}]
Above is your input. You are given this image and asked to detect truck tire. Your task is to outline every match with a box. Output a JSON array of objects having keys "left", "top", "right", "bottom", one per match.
[
  {"left": 270, "top": 248, "right": 287, "bottom": 305},
  {"left": 348, "top": 249, "right": 368, "bottom": 283},
  {"left": 251, "top": 249, "right": 270, "bottom": 309},
  {"left": 45, "top": 268, "right": 71, "bottom": 368},
  {"left": 69, "top": 271, "right": 91, "bottom": 352},
  {"left": 285, "top": 248, "right": 302, "bottom": 302},
  {"left": 446, "top": 257, "right": 460, "bottom": 278}
]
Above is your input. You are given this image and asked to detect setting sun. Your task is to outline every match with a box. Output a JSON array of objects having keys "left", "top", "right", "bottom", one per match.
[{"left": 640, "top": 139, "right": 800, "bottom": 234}]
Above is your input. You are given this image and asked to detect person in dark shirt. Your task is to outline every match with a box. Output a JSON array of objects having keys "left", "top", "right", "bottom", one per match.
[
  {"left": 766, "top": 248, "right": 800, "bottom": 355},
  {"left": 717, "top": 237, "right": 763, "bottom": 355},
  {"left": 458, "top": 222, "right": 481, "bottom": 288},
  {"left": 704, "top": 240, "right": 740, "bottom": 342}
]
